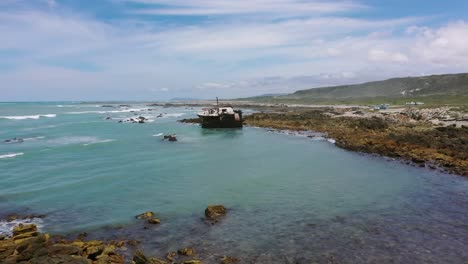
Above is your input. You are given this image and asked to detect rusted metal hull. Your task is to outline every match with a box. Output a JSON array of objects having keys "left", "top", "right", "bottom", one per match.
[{"left": 198, "top": 115, "right": 243, "bottom": 128}]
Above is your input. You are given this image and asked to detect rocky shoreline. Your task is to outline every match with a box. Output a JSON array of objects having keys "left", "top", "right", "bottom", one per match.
[
  {"left": 242, "top": 107, "right": 468, "bottom": 176},
  {"left": 181, "top": 106, "right": 467, "bottom": 176},
  {"left": 0, "top": 206, "right": 236, "bottom": 264}
]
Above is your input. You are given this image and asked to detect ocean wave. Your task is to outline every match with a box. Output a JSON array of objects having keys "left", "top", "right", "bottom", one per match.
[
  {"left": 46, "top": 136, "right": 100, "bottom": 146},
  {"left": 0, "top": 218, "right": 44, "bottom": 237},
  {"left": 0, "top": 153, "right": 24, "bottom": 159},
  {"left": 66, "top": 108, "right": 147, "bottom": 115},
  {"left": 22, "top": 136, "right": 46, "bottom": 141},
  {"left": 152, "top": 133, "right": 164, "bottom": 137},
  {"left": 0, "top": 114, "right": 56, "bottom": 120},
  {"left": 83, "top": 139, "right": 115, "bottom": 146},
  {"left": 163, "top": 113, "right": 185, "bottom": 118}
]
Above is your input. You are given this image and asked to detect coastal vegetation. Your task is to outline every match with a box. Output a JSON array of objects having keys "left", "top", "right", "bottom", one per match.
[{"left": 242, "top": 73, "right": 468, "bottom": 107}]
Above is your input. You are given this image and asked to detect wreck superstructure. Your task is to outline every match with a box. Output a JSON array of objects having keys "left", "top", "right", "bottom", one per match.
[{"left": 197, "top": 98, "right": 243, "bottom": 128}]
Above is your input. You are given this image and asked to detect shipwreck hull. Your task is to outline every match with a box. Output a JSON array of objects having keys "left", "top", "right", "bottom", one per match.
[{"left": 199, "top": 116, "right": 243, "bottom": 128}]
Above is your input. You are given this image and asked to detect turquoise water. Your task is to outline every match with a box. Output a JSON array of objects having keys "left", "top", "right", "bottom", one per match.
[{"left": 1, "top": 102, "right": 467, "bottom": 263}]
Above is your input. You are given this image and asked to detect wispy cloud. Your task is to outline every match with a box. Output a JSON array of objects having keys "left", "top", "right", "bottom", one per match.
[
  {"left": 0, "top": 1, "right": 467, "bottom": 100},
  {"left": 126, "top": 0, "right": 366, "bottom": 16}
]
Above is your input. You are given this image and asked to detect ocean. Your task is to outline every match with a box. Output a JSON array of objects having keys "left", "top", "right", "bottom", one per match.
[{"left": 1, "top": 102, "right": 467, "bottom": 263}]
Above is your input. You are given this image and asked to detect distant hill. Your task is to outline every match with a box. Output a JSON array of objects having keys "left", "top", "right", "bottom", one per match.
[{"left": 244, "top": 73, "right": 468, "bottom": 105}]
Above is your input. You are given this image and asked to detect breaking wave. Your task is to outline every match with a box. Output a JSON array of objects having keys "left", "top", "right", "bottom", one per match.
[
  {"left": 0, "top": 114, "right": 56, "bottom": 120},
  {"left": 0, "top": 218, "right": 44, "bottom": 237},
  {"left": 83, "top": 139, "right": 115, "bottom": 146},
  {"left": 0, "top": 153, "right": 24, "bottom": 159}
]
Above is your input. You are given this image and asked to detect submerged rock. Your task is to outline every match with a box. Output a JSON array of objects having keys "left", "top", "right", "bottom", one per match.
[
  {"left": 0, "top": 223, "right": 126, "bottom": 264},
  {"left": 135, "top": 211, "right": 161, "bottom": 225},
  {"left": 136, "top": 212, "right": 155, "bottom": 220},
  {"left": 162, "top": 135, "right": 177, "bottom": 142},
  {"left": 205, "top": 205, "right": 227, "bottom": 219},
  {"left": 182, "top": 260, "right": 203, "bottom": 264},
  {"left": 220, "top": 256, "right": 239, "bottom": 264},
  {"left": 133, "top": 250, "right": 167, "bottom": 264},
  {"left": 177, "top": 247, "right": 195, "bottom": 256}
]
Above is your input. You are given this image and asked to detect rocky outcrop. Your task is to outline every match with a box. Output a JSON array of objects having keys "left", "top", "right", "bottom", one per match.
[
  {"left": 177, "top": 247, "right": 195, "bottom": 256},
  {"left": 0, "top": 223, "right": 126, "bottom": 264},
  {"left": 244, "top": 110, "right": 468, "bottom": 176},
  {"left": 220, "top": 256, "right": 240, "bottom": 264},
  {"left": 135, "top": 211, "right": 161, "bottom": 225},
  {"left": 205, "top": 205, "right": 227, "bottom": 220},
  {"left": 162, "top": 135, "right": 177, "bottom": 142},
  {"left": 133, "top": 250, "right": 167, "bottom": 264}
]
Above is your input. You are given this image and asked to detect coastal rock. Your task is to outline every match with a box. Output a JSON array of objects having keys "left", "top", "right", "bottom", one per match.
[
  {"left": 136, "top": 212, "right": 155, "bottom": 220},
  {"left": 220, "top": 256, "right": 239, "bottom": 264},
  {"left": 13, "top": 223, "right": 37, "bottom": 237},
  {"left": 135, "top": 211, "right": 161, "bottom": 225},
  {"left": 163, "top": 135, "right": 177, "bottom": 142},
  {"left": 177, "top": 247, "right": 195, "bottom": 256},
  {"left": 0, "top": 223, "right": 127, "bottom": 264},
  {"left": 205, "top": 205, "right": 227, "bottom": 219},
  {"left": 166, "top": 251, "right": 177, "bottom": 261},
  {"left": 147, "top": 218, "right": 161, "bottom": 224},
  {"left": 182, "top": 260, "right": 203, "bottom": 264},
  {"left": 133, "top": 250, "right": 167, "bottom": 264}
]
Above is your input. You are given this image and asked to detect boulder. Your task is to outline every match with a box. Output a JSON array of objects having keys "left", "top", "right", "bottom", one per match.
[
  {"left": 205, "top": 205, "right": 227, "bottom": 219},
  {"left": 48, "top": 244, "right": 82, "bottom": 256},
  {"left": 177, "top": 247, "right": 195, "bottom": 256},
  {"left": 147, "top": 218, "right": 161, "bottom": 224},
  {"left": 220, "top": 256, "right": 239, "bottom": 264},
  {"left": 13, "top": 223, "right": 37, "bottom": 237},
  {"left": 136, "top": 212, "right": 155, "bottom": 220},
  {"left": 166, "top": 251, "right": 177, "bottom": 261},
  {"left": 182, "top": 260, "right": 203, "bottom": 264},
  {"left": 135, "top": 211, "right": 161, "bottom": 224},
  {"left": 133, "top": 250, "right": 167, "bottom": 264}
]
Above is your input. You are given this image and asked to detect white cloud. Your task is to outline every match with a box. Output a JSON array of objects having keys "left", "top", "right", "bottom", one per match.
[
  {"left": 410, "top": 21, "right": 468, "bottom": 66},
  {"left": 368, "top": 49, "right": 409, "bottom": 63},
  {"left": 127, "top": 0, "right": 366, "bottom": 16},
  {"left": 0, "top": 1, "right": 467, "bottom": 100}
]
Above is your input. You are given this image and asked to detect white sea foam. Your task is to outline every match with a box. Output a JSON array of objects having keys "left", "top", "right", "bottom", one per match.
[
  {"left": 22, "top": 136, "right": 45, "bottom": 141},
  {"left": 0, "top": 153, "right": 24, "bottom": 159},
  {"left": 46, "top": 136, "right": 99, "bottom": 146},
  {"left": 163, "top": 113, "right": 185, "bottom": 118},
  {"left": 83, "top": 139, "right": 115, "bottom": 146},
  {"left": 66, "top": 108, "right": 148, "bottom": 115},
  {"left": 0, "top": 218, "right": 44, "bottom": 237},
  {"left": 153, "top": 133, "right": 164, "bottom": 137},
  {"left": 327, "top": 138, "right": 336, "bottom": 144},
  {"left": 0, "top": 114, "right": 56, "bottom": 120}
]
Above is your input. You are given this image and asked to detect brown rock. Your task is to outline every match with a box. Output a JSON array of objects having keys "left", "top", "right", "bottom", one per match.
[
  {"left": 220, "top": 256, "right": 239, "bottom": 264},
  {"left": 136, "top": 211, "right": 155, "bottom": 220},
  {"left": 12, "top": 223, "right": 37, "bottom": 236},
  {"left": 147, "top": 218, "right": 161, "bottom": 224},
  {"left": 166, "top": 251, "right": 177, "bottom": 261},
  {"left": 178, "top": 247, "right": 195, "bottom": 256},
  {"left": 48, "top": 243, "right": 82, "bottom": 256},
  {"left": 133, "top": 250, "right": 166, "bottom": 264},
  {"left": 182, "top": 260, "right": 203, "bottom": 264},
  {"left": 205, "top": 205, "right": 227, "bottom": 219}
]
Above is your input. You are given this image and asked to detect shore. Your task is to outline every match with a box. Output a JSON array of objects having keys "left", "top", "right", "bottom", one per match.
[
  {"left": 243, "top": 106, "right": 467, "bottom": 176},
  {"left": 180, "top": 104, "right": 468, "bottom": 176}
]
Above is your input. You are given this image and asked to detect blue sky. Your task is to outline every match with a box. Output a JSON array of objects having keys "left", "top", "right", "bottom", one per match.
[{"left": 1, "top": 0, "right": 468, "bottom": 101}]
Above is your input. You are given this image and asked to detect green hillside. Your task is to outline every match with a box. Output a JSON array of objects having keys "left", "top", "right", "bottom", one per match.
[{"left": 245, "top": 73, "right": 468, "bottom": 106}]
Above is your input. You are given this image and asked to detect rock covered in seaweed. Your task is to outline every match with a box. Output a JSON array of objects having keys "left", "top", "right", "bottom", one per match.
[
  {"left": 205, "top": 205, "right": 227, "bottom": 220},
  {"left": 135, "top": 211, "right": 161, "bottom": 225}
]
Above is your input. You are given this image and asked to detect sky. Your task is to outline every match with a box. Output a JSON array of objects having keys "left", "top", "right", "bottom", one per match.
[{"left": 1, "top": 0, "right": 468, "bottom": 101}]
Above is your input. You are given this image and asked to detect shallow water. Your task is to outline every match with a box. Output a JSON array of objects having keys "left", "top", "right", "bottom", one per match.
[{"left": 1, "top": 102, "right": 467, "bottom": 263}]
